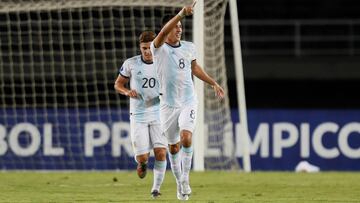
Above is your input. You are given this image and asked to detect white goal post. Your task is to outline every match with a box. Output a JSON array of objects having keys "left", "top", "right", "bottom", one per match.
[
  {"left": 193, "top": 0, "right": 251, "bottom": 171},
  {"left": 229, "top": 0, "right": 251, "bottom": 172},
  {"left": 193, "top": 0, "right": 205, "bottom": 171},
  {"left": 192, "top": 0, "right": 251, "bottom": 171}
]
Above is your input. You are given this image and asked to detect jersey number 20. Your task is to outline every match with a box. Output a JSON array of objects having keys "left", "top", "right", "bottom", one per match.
[{"left": 142, "top": 78, "right": 156, "bottom": 88}]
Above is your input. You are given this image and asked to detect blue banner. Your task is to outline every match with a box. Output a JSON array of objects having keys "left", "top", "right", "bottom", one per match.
[
  {"left": 0, "top": 108, "right": 134, "bottom": 170},
  {"left": 233, "top": 109, "right": 360, "bottom": 171},
  {"left": 0, "top": 108, "right": 359, "bottom": 170}
]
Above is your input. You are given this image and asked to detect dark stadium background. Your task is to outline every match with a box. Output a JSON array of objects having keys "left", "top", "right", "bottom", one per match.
[
  {"left": 1, "top": 0, "right": 360, "bottom": 110},
  {"left": 227, "top": 0, "right": 360, "bottom": 109}
]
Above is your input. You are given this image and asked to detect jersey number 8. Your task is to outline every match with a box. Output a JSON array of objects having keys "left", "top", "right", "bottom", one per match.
[{"left": 179, "top": 58, "right": 185, "bottom": 69}]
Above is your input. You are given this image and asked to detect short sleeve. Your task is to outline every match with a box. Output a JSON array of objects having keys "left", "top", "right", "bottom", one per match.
[
  {"left": 119, "top": 60, "right": 131, "bottom": 78},
  {"left": 150, "top": 41, "right": 158, "bottom": 56}
]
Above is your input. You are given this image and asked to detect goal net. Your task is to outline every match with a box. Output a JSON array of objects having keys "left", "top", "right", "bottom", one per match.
[
  {"left": 202, "top": 0, "right": 239, "bottom": 170},
  {"left": 0, "top": 0, "right": 238, "bottom": 170}
]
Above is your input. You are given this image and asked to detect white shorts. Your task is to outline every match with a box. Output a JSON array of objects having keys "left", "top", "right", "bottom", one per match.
[
  {"left": 160, "top": 101, "right": 197, "bottom": 145},
  {"left": 130, "top": 120, "right": 167, "bottom": 156}
]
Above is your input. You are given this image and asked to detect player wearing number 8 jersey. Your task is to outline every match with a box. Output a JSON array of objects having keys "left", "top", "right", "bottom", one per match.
[
  {"left": 153, "top": 40, "right": 197, "bottom": 107},
  {"left": 114, "top": 31, "right": 167, "bottom": 199},
  {"left": 150, "top": 0, "right": 225, "bottom": 201}
]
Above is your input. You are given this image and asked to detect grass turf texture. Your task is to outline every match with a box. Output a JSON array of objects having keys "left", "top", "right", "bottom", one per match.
[{"left": 0, "top": 171, "right": 358, "bottom": 203}]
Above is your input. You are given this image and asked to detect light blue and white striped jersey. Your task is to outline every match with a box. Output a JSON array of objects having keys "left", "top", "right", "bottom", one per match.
[
  {"left": 119, "top": 55, "right": 160, "bottom": 122},
  {"left": 150, "top": 41, "right": 197, "bottom": 107}
]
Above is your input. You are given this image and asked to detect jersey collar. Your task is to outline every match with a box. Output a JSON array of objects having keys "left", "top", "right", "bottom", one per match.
[
  {"left": 141, "top": 56, "right": 153, "bottom": 64},
  {"left": 165, "top": 41, "right": 181, "bottom": 48}
]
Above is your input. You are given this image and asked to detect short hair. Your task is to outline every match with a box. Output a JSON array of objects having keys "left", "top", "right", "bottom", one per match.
[{"left": 139, "top": 30, "right": 156, "bottom": 43}]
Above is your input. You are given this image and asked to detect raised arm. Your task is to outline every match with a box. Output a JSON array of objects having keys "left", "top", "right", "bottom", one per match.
[
  {"left": 114, "top": 75, "right": 138, "bottom": 98},
  {"left": 153, "top": 0, "right": 197, "bottom": 48},
  {"left": 191, "top": 60, "right": 225, "bottom": 99}
]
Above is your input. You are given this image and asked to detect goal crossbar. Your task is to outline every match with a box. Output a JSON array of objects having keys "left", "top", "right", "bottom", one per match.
[{"left": 0, "top": 0, "right": 191, "bottom": 12}]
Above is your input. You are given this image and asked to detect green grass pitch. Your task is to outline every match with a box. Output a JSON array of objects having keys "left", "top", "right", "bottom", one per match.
[{"left": 0, "top": 171, "right": 359, "bottom": 203}]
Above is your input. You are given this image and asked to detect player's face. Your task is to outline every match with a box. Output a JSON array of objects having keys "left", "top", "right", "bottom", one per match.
[
  {"left": 140, "top": 42, "right": 152, "bottom": 62},
  {"left": 168, "top": 21, "right": 182, "bottom": 43}
]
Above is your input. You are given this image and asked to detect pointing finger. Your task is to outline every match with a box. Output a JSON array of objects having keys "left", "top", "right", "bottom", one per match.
[{"left": 192, "top": 0, "right": 197, "bottom": 8}]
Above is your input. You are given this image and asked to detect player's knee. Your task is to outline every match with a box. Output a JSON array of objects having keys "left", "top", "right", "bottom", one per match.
[
  {"left": 169, "top": 143, "right": 180, "bottom": 154},
  {"left": 181, "top": 130, "right": 192, "bottom": 147},
  {"left": 154, "top": 147, "right": 167, "bottom": 161}
]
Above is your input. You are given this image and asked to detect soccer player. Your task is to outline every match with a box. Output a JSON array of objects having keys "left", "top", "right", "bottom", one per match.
[
  {"left": 114, "top": 31, "right": 167, "bottom": 199},
  {"left": 150, "top": 1, "right": 225, "bottom": 200}
]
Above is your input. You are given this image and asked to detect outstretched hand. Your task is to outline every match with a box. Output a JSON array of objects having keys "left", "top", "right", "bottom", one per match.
[
  {"left": 178, "top": 0, "right": 197, "bottom": 18},
  {"left": 212, "top": 84, "right": 225, "bottom": 99}
]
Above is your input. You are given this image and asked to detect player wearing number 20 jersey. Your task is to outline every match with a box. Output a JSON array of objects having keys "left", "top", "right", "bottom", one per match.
[
  {"left": 119, "top": 55, "right": 160, "bottom": 122},
  {"left": 114, "top": 31, "right": 167, "bottom": 199}
]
